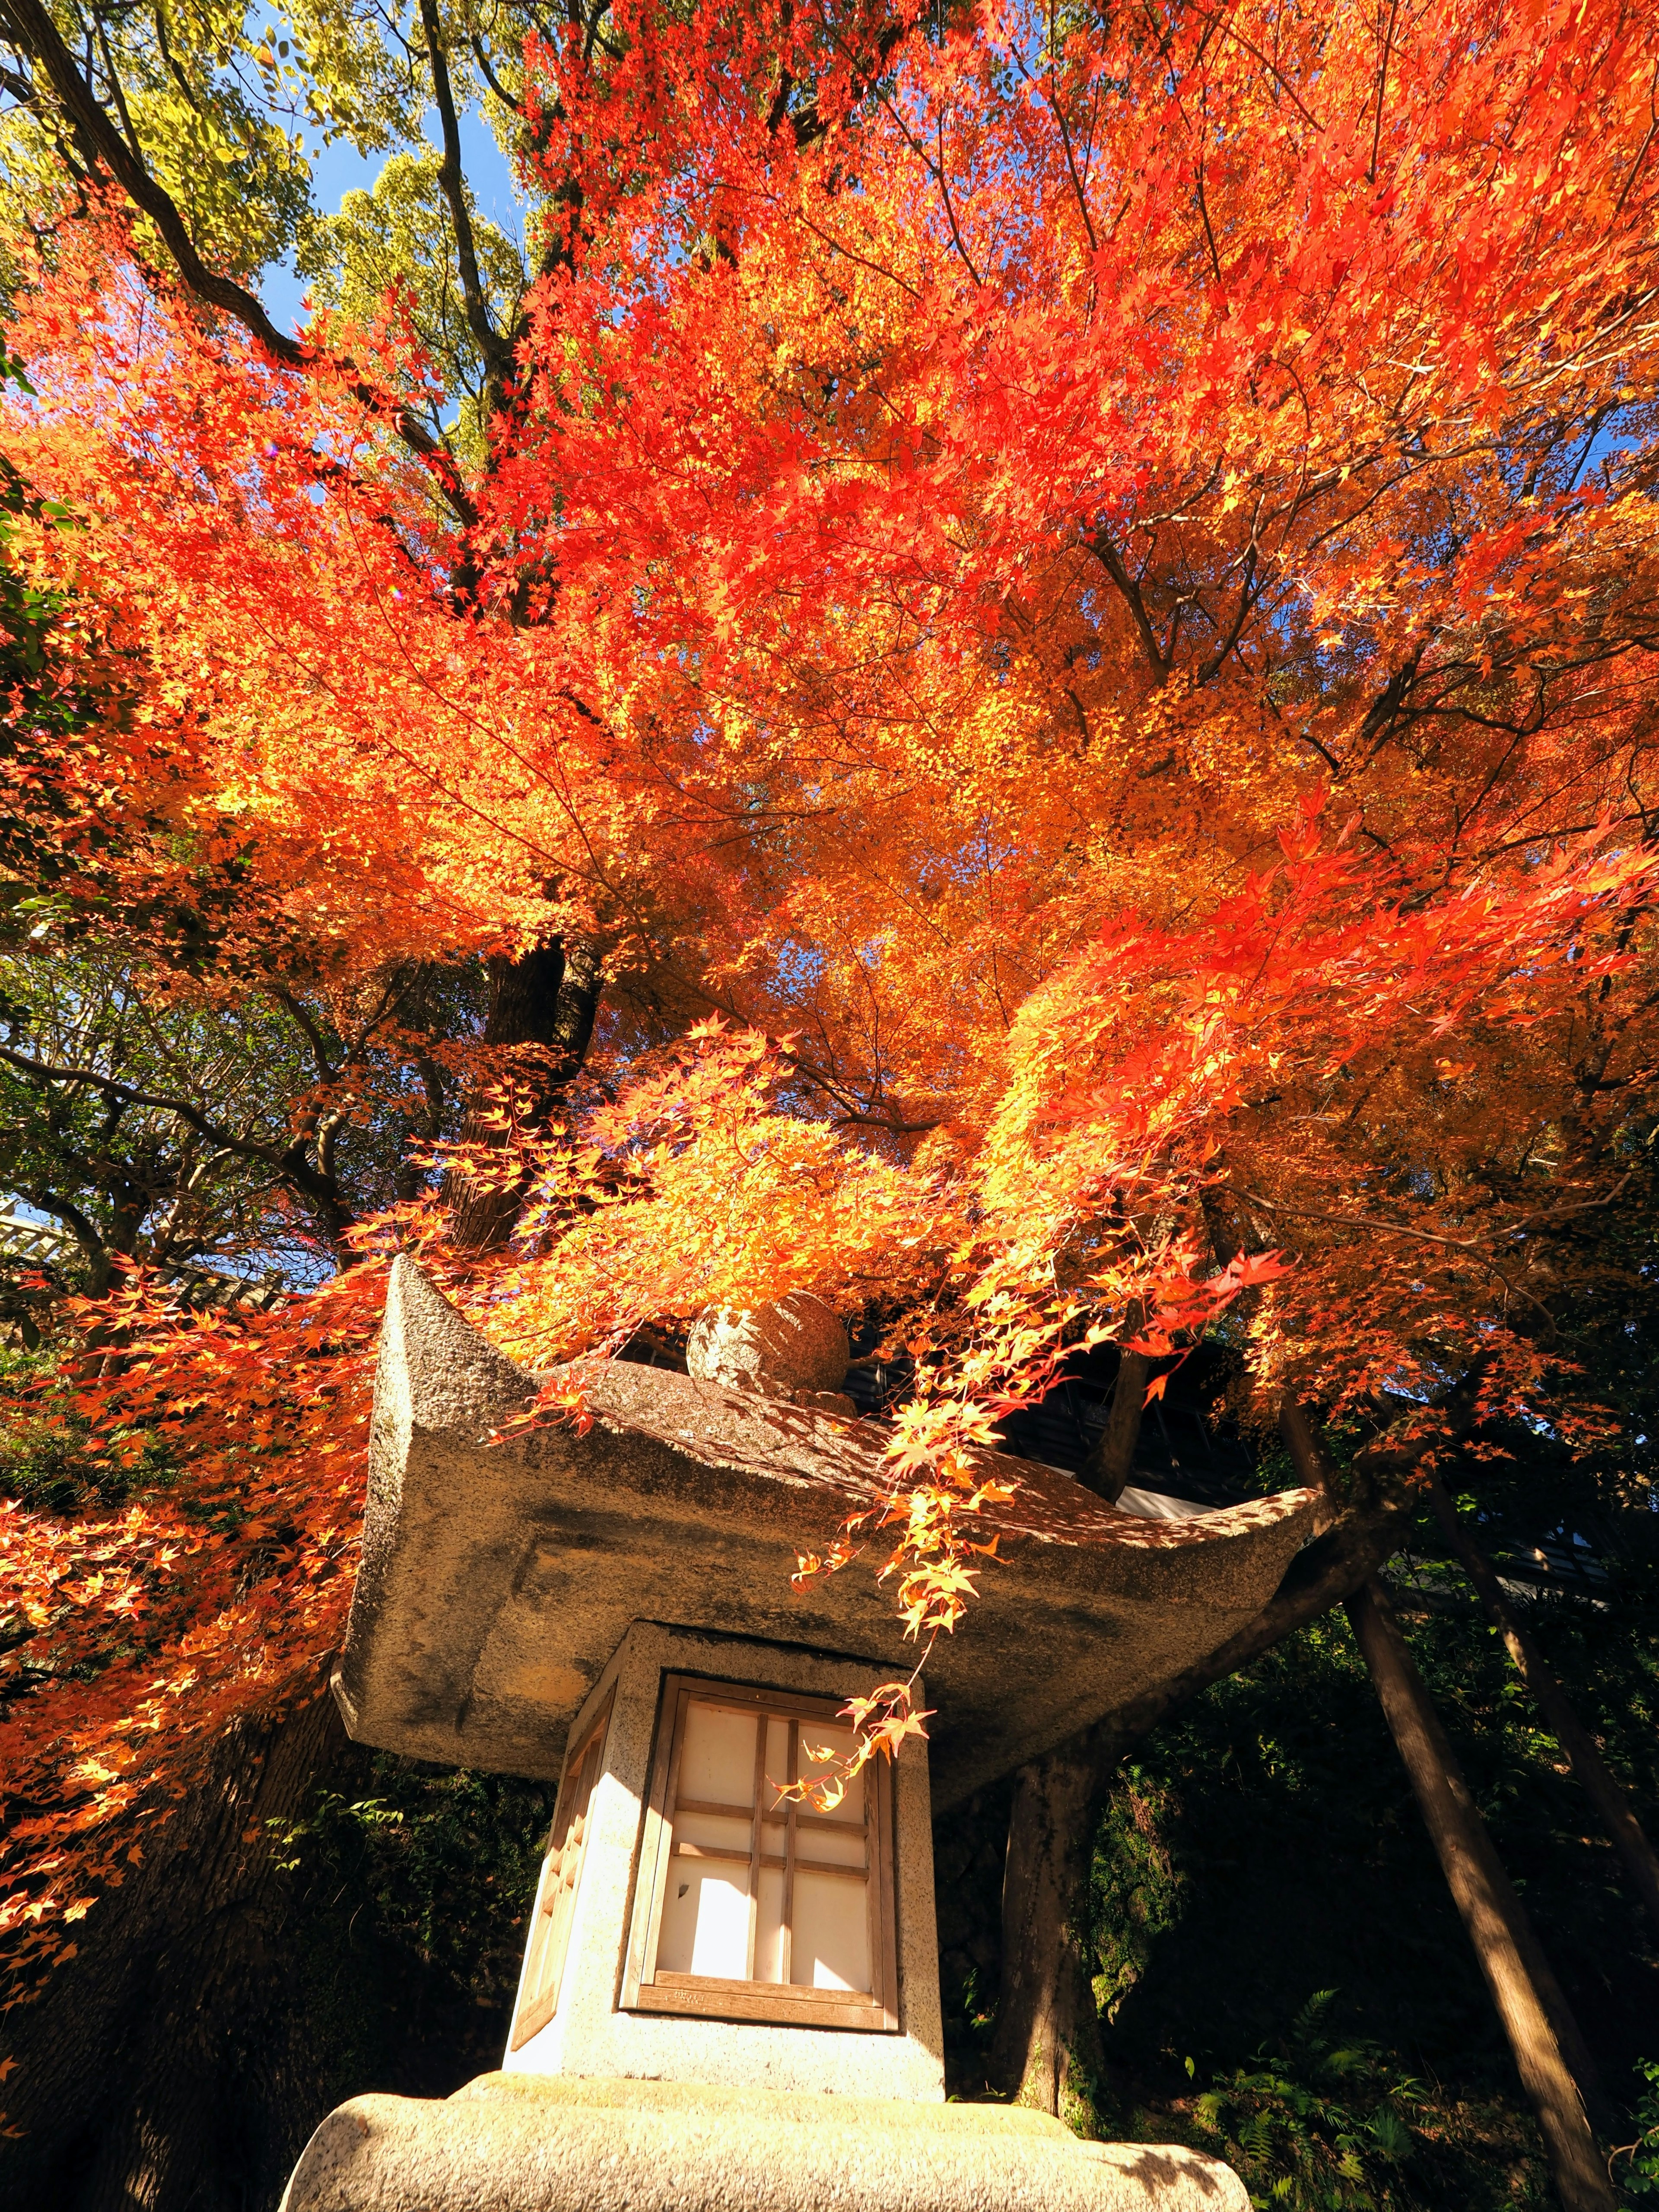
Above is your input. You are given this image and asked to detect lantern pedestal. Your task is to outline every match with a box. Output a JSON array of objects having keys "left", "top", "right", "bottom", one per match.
[{"left": 280, "top": 2073, "right": 1248, "bottom": 2212}]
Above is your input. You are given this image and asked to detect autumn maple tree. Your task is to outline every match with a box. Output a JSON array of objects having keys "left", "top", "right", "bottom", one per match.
[{"left": 1, "top": 0, "right": 1658, "bottom": 2193}]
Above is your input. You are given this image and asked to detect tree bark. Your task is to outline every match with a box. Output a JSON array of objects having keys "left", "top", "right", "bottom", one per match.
[
  {"left": 989, "top": 1745, "right": 1109, "bottom": 2123},
  {"left": 1344, "top": 1578, "right": 1616, "bottom": 2212},
  {"left": 1078, "top": 1349, "right": 1150, "bottom": 1503},
  {"left": 1424, "top": 1469, "right": 1659, "bottom": 1937},
  {"left": 445, "top": 941, "right": 601, "bottom": 1252},
  {"left": 987, "top": 1496, "right": 1414, "bottom": 2116}
]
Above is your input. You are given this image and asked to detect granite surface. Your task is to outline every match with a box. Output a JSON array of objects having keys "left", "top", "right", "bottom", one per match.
[
  {"left": 333, "top": 1258, "right": 1318, "bottom": 1805},
  {"left": 279, "top": 2074, "right": 1249, "bottom": 2212}
]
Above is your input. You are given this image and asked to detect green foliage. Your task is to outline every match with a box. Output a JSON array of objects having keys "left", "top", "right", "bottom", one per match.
[
  {"left": 0, "top": 348, "right": 124, "bottom": 899},
  {"left": 0, "top": 0, "right": 530, "bottom": 345},
  {"left": 1192, "top": 1992, "right": 1424, "bottom": 2212},
  {"left": 269, "top": 1747, "right": 553, "bottom": 2102},
  {"left": 1091, "top": 1770, "right": 1185, "bottom": 2026},
  {"left": 278, "top": 1752, "right": 551, "bottom": 1999},
  {"left": 296, "top": 150, "right": 526, "bottom": 455},
  {"left": 0, "top": 928, "right": 492, "bottom": 1300},
  {"left": 0, "top": 931, "right": 320, "bottom": 1283},
  {"left": 0, "top": 0, "right": 458, "bottom": 282},
  {"left": 1615, "top": 2062, "right": 1659, "bottom": 2204},
  {"left": 0, "top": 1344, "right": 173, "bottom": 1515},
  {"left": 0, "top": 348, "right": 77, "bottom": 695},
  {"left": 0, "top": 4, "right": 309, "bottom": 279}
]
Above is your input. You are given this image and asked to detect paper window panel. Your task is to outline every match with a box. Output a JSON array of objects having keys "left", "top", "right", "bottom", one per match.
[{"left": 623, "top": 1675, "right": 900, "bottom": 2032}]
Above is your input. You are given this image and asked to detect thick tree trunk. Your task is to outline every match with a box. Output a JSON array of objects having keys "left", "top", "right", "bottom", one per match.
[
  {"left": 1344, "top": 1578, "right": 1615, "bottom": 2212},
  {"left": 0, "top": 1681, "right": 353, "bottom": 2212},
  {"left": 1079, "top": 1349, "right": 1149, "bottom": 1503},
  {"left": 1424, "top": 1469, "right": 1659, "bottom": 1936},
  {"left": 989, "top": 1745, "right": 1108, "bottom": 2124},
  {"left": 445, "top": 940, "right": 601, "bottom": 1252},
  {"left": 992, "top": 1341, "right": 1148, "bottom": 2116}
]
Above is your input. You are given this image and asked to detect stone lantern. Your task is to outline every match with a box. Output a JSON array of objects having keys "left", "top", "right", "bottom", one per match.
[{"left": 280, "top": 1257, "right": 1316, "bottom": 2212}]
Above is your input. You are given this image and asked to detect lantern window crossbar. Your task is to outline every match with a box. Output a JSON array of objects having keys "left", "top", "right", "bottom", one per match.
[{"left": 624, "top": 1676, "right": 898, "bottom": 2031}]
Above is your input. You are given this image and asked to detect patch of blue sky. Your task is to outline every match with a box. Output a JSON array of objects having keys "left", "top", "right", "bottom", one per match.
[
  {"left": 1488, "top": 397, "right": 1653, "bottom": 505},
  {"left": 772, "top": 938, "right": 828, "bottom": 997},
  {"left": 258, "top": 99, "right": 523, "bottom": 340}
]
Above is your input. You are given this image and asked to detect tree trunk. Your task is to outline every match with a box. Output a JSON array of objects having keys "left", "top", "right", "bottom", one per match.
[
  {"left": 0, "top": 1681, "right": 353, "bottom": 2212},
  {"left": 1079, "top": 1349, "right": 1149, "bottom": 1503},
  {"left": 1344, "top": 1578, "right": 1615, "bottom": 2212},
  {"left": 989, "top": 1744, "right": 1108, "bottom": 2127},
  {"left": 1278, "top": 1395, "right": 1340, "bottom": 1526},
  {"left": 986, "top": 1497, "right": 1414, "bottom": 2121},
  {"left": 1424, "top": 1469, "right": 1659, "bottom": 1936},
  {"left": 445, "top": 940, "right": 601, "bottom": 1252}
]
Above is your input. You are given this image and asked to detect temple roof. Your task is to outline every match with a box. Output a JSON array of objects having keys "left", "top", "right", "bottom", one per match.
[{"left": 334, "top": 1259, "right": 1318, "bottom": 1807}]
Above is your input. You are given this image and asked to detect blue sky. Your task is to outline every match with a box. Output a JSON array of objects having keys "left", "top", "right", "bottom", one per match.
[{"left": 259, "top": 102, "right": 523, "bottom": 337}]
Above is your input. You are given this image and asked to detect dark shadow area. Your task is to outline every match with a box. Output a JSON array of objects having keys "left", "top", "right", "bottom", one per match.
[{"left": 934, "top": 1548, "right": 1659, "bottom": 2211}]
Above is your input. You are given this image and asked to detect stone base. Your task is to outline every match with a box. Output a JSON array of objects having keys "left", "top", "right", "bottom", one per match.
[{"left": 279, "top": 2072, "right": 1247, "bottom": 2212}]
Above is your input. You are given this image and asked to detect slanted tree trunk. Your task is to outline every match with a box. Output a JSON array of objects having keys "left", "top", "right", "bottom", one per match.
[
  {"left": 445, "top": 941, "right": 602, "bottom": 1252},
  {"left": 1078, "top": 1348, "right": 1150, "bottom": 1503},
  {"left": 1345, "top": 1578, "right": 1615, "bottom": 2212},
  {"left": 1424, "top": 1468, "right": 1659, "bottom": 1936},
  {"left": 1278, "top": 1395, "right": 1340, "bottom": 1526}
]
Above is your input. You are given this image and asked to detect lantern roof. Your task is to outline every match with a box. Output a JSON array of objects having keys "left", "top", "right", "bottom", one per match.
[{"left": 334, "top": 1259, "right": 1316, "bottom": 1807}]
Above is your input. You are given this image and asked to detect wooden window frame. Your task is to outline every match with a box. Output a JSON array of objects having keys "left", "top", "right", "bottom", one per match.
[
  {"left": 509, "top": 1688, "right": 614, "bottom": 2051},
  {"left": 621, "top": 1674, "right": 901, "bottom": 2033}
]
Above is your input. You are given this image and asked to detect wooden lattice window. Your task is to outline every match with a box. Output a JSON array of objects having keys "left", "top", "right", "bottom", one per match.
[
  {"left": 621, "top": 1676, "right": 899, "bottom": 2031},
  {"left": 509, "top": 1692, "right": 613, "bottom": 2050}
]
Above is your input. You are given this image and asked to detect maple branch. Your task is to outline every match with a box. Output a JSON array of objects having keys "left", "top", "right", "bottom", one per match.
[
  {"left": 1047, "top": 79, "right": 1100, "bottom": 257},
  {"left": 1184, "top": 1, "right": 1324, "bottom": 135},
  {"left": 1611, "top": 58, "right": 1659, "bottom": 223},
  {"left": 1239, "top": 1190, "right": 1558, "bottom": 1328},
  {"left": 925, "top": 111, "right": 982, "bottom": 284},
  {"left": 764, "top": 0, "right": 795, "bottom": 135},
  {"left": 1191, "top": 145, "right": 1222, "bottom": 285},
  {"left": 828, "top": 1106, "right": 944, "bottom": 1134},
  {"left": 1367, "top": 0, "right": 1400, "bottom": 184},
  {"left": 0, "top": 0, "right": 477, "bottom": 529},
  {"left": 1193, "top": 541, "right": 1260, "bottom": 683},
  {"left": 791, "top": 17, "right": 911, "bottom": 148},
  {"left": 1357, "top": 642, "right": 1426, "bottom": 760},
  {"left": 1082, "top": 529, "right": 1170, "bottom": 682}
]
